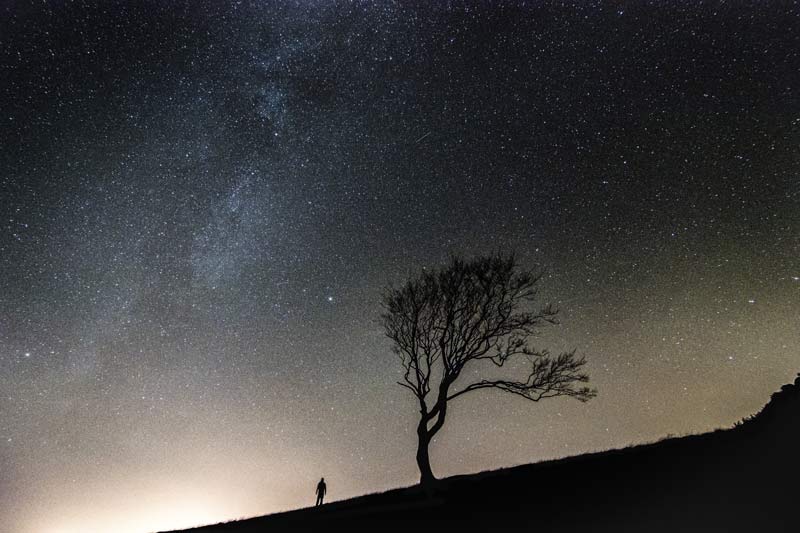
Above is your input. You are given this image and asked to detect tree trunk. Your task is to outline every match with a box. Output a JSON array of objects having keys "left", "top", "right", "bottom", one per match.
[{"left": 416, "top": 424, "right": 436, "bottom": 486}]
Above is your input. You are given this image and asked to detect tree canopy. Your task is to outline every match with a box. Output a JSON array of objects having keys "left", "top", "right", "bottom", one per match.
[{"left": 382, "top": 253, "right": 596, "bottom": 484}]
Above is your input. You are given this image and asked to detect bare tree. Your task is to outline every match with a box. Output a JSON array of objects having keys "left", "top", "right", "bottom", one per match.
[{"left": 381, "top": 253, "right": 596, "bottom": 486}]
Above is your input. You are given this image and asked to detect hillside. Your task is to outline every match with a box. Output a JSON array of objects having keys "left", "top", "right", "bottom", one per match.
[{"left": 164, "top": 374, "right": 800, "bottom": 533}]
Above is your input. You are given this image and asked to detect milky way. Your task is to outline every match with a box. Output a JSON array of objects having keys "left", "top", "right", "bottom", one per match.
[{"left": 1, "top": 2, "right": 798, "bottom": 532}]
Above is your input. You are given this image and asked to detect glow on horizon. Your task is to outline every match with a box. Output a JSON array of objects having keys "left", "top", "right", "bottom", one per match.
[{"left": 34, "top": 485, "right": 248, "bottom": 533}]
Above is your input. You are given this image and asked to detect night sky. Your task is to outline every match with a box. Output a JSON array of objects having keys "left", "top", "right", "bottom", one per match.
[{"left": 1, "top": 2, "right": 799, "bottom": 532}]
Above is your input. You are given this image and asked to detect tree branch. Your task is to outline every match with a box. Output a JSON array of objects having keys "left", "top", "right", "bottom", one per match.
[{"left": 446, "top": 351, "right": 596, "bottom": 403}]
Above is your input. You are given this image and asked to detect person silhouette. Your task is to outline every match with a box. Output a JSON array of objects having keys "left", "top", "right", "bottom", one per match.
[{"left": 315, "top": 477, "right": 327, "bottom": 506}]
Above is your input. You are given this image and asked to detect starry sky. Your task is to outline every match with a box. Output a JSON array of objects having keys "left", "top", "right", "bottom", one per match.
[{"left": 1, "top": 1, "right": 799, "bottom": 532}]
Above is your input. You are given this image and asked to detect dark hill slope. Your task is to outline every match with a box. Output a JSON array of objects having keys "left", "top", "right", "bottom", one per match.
[{"left": 165, "top": 374, "right": 800, "bottom": 533}]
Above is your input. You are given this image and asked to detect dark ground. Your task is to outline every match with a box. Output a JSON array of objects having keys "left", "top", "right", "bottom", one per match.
[{"left": 164, "top": 374, "right": 800, "bottom": 533}]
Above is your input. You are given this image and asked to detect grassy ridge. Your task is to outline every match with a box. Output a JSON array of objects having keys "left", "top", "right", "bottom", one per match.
[{"left": 164, "top": 374, "right": 800, "bottom": 533}]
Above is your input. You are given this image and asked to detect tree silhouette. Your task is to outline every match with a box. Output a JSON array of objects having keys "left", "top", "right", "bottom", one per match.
[{"left": 381, "top": 253, "right": 596, "bottom": 486}]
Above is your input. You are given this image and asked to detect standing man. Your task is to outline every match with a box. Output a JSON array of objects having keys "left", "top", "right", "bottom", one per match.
[{"left": 315, "top": 477, "right": 327, "bottom": 506}]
